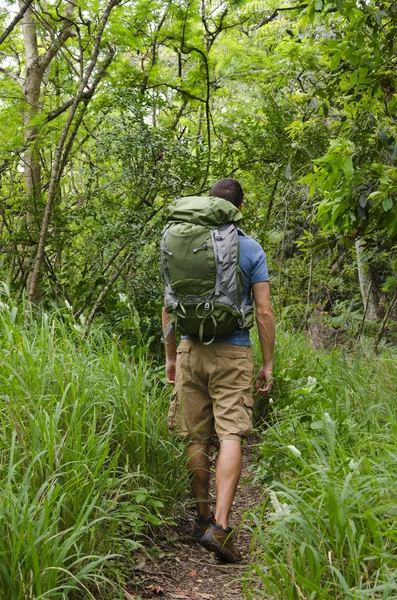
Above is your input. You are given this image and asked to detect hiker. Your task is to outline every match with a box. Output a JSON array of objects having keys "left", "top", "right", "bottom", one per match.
[{"left": 161, "top": 178, "right": 275, "bottom": 563}]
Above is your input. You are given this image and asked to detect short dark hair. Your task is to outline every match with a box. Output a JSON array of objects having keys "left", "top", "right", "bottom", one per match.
[{"left": 209, "top": 178, "right": 243, "bottom": 208}]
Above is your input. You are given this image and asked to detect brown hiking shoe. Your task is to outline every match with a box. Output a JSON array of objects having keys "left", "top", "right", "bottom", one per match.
[
  {"left": 190, "top": 513, "right": 215, "bottom": 542},
  {"left": 200, "top": 523, "right": 242, "bottom": 563}
]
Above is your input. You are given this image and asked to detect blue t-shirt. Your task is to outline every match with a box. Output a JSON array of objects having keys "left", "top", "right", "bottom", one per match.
[{"left": 185, "top": 231, "right": 269, "bottom": 346}]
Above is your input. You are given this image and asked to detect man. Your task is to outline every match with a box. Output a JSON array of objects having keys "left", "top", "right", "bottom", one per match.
[{"left": 162, "top": 178, "right": 275, "bottom": 562}]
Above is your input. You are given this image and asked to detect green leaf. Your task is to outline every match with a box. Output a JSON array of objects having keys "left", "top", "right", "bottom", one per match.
[
  {"left": 335, "top": 0, "right": 344, "bottom": 13},
  {"left": 149, "top": 500, "right": 164, "bottom": 508},
  {"left": 285, "top": 163, "right": 292, "bottom": 180},
  {"left": 120, "top": 319, "right": 134, "bottom": 330},
  {"left": 359, "top": 193, "right": 367, "bottom": 208},
  {"left": 135, "top": 494, "right": 147, "bottom": 504},
  {"left": 299, "top": 173, "right": 315, "bottom": 184},
  {"left": 309, "top": 181, "right": 317, "bottom": 198},
  {"left": 357, "top": 205, "right": 367, "bottom": 220},
  {"left": 349, "top": 70, "right": 358, "bottom": 86},
  {"left": 330, "top": 52, "right": 341, "bottom": 71},
  {"left": 332, "top": 200, "right": 349, "bottom": 225},
  {"left": 358, "top": 67, "right": 369, "bottom": 83},
  {"left": 382, "top": 197, "right": 393, "bottom": 211},
  {"left": 341, "top": 156, "right": 354, "bottom": 178},
  {"left": 368, "top": 191, "right": 382, "bottom": 199},
  {"left": 377, "top": 129, "right": 389, "bottom": 148},
  {"left": 145, "top": 513, "right": 163, "bottom": 526}
]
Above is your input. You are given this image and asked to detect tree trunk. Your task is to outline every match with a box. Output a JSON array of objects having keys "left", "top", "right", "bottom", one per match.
[
  {"left": 19, "top": 0, "right": 75, "bottom": 299},
  {"left": 19, "top": 1, "right": 44, "bottom": 294},
  {"left": 27, "top": 0, "right": 120, "bottom": 303},
  {"left": 19, "top": 0, "right": 42, "bottom": 222},
  {"left": 355, "top": 237, "right": 378, "bottom": 321}
]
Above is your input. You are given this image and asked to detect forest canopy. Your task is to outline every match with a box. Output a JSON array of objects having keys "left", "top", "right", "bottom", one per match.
[{"left": 0, "top": 0, "right": 396, "bottom": 342}]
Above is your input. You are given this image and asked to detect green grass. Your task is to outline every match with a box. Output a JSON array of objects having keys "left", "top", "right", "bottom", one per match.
[
  {"left": 0, "top": 285, "right": 187, "bottom": 599},
  {"left": 4, "top": 282, "right": 396, "bottom": 599},
  {"left": 246, "top": 329, "right": 397, "bottom": 599}
]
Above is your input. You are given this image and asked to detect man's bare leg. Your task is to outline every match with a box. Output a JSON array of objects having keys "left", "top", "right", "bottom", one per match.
[
  {"left": 214, "top": 440, "right": 242, "bottom": 529},
  {"left": 187, "top": 443, "right": 212, "bottom": 518}
]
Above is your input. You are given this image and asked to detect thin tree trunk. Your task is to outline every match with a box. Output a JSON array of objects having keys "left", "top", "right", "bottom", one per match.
[
  {"left": 356, "top": 280, "right": 372, "bottom": 341},
  {"left": 355, "top": 238, "right": 378, "bottom": 321},
  {"left": 265, "top": 178, "right": 279, "bottom": 229},
  {"left": 19, "top": 0, "right": 42, "bottom": 217},
  {"left": 18, "top": 0, "right": 75, "bottom": 296}
]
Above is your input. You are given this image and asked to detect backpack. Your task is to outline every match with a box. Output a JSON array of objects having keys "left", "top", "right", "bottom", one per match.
[{"left": 161, "top": 196, "right": 254, "bottom": 343}]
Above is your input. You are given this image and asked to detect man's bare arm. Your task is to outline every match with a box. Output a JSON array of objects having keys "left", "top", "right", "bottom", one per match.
[
  {"left": 253, "top": 281, "right": 275, "bottom": 395},
  {"left": 162, "top": 307, "right": 177, "bottom": 385}
]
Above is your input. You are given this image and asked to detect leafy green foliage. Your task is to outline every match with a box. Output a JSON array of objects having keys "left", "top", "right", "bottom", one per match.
[
  {"left": 1, "top": 0, "right": 396, "bottom": 333},
  {"left": 0, "top": 285, "right": 187, "bottom": 598},
  {"left": 247, "top": 329, "right": 397, "bottom": 598}
]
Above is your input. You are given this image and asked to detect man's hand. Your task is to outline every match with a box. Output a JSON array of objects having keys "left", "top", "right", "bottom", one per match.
[
  {"left": 255, "top": 365, "right": 273, "bottom": 396},
  {"left": 166, "top": 359, "right": 176, "bottom": 386}
]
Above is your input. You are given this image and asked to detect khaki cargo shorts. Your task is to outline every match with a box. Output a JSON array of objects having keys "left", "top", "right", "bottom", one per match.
[{"left": 168, "top": 338, "right": 254, "bottom": 443}]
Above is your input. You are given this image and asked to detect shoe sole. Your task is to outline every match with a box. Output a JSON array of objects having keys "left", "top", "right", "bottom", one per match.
[{"left": 200, "top": 531, "right": 241, "bottom": 563}]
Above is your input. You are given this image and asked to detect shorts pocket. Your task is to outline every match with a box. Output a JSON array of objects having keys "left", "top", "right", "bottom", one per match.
[
  {"left": 177, "top": 346, "right": 191, "bottom": 354},
  {"left": 168, "top": 390, "right": 179, "bottom": 430},
  {"left": 216, "top": 347, "right": 254, "bottom": 388},
  {"left": 176, "top": 344, "right": 191, "bottom": 379},
  {"left": 239, "top": 395, "right": 253, "bottom": 437}
]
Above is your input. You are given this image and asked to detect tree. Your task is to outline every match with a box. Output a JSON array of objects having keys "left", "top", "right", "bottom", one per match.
[{"left": 0, "top": 0, "right": 123, "bottom": 300}]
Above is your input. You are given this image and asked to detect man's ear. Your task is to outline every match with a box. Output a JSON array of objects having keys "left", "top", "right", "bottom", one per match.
[{"left": 238, "top": 203, "right": 243, "bottom": 211}]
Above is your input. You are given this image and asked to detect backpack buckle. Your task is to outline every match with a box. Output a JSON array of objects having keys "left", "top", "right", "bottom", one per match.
[{"left": 204, "top": 302, "right": 210, "bottom": 311}]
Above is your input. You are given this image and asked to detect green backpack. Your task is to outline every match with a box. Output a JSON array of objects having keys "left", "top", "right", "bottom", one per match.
[{"left": 161, "top": 196, "right": 254, "bottom": 343}]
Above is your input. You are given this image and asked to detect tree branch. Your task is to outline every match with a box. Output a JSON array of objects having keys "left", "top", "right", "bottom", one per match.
[
  {"left": 0, "top": 66, "right": 24, "bottom": 86},
  {"left": 146, "top": 82, "right": 206, "bottom": 103},
  {"left": 83, "top": 250, "right": 134, "bottom": 336},
  {"left": 252, "top": 4, "right": 307, "bottom": 32},
  {"left": 37, "top": 1, "right": 76, "bottom": 74},
  {"left": 0, "top": 0, "right": 35, "bottom": 46}
]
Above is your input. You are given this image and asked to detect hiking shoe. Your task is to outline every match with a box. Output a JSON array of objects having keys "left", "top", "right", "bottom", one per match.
[
  {"left": 190, "top": 513, "right": 215, "bottom": 542},
  {"left": 200, "top": 523, "right": 242, "bottom": 563}
]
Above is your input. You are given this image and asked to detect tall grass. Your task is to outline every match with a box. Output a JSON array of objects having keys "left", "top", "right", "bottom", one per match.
[
  {"left": 0, "top": 284, "right": 186, "bottom": 599},
  {"left": 246, "top": 329, "right": 397, "bottom": 599}
]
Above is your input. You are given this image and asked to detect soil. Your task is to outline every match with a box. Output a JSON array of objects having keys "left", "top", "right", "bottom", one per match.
[{"left": 125, "top": 439, "right": 262, "bottom": 600}]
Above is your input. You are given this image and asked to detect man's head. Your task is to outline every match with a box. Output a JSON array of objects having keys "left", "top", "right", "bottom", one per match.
[{"left": 209, "top": 178, "right": 243, "bottom": 209}]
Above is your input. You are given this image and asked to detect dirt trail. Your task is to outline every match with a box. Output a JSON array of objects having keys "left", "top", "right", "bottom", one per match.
[{"left": 126, "top": 440, "right": 262, "bottom": 600}]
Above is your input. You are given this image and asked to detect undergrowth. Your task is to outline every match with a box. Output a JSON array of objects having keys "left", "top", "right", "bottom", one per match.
[
  {"left": 246, "top": 329, "right": 397, "bottom": 599},
  {"left": 0, "top": 284, "right": 187, "bottom": 599}
]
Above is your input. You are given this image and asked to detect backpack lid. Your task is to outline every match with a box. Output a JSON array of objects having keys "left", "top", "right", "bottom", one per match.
[{"left": 167, "top": 196, "right": 242, "bottom": 227}]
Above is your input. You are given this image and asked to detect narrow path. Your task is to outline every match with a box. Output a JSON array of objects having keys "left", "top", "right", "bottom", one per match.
[{"left": 126, "top": 440, "right": 262, "bottom": 600}]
